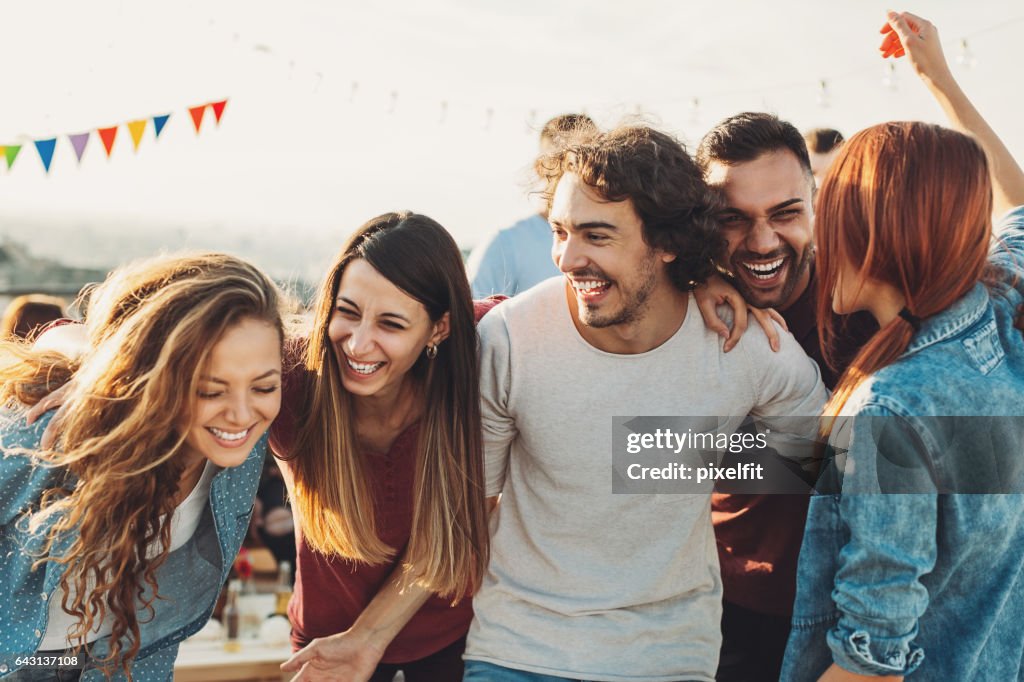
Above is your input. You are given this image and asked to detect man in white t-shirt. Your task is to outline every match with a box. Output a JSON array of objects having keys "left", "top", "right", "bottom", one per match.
[{"left": 463, "top": 124, "right": 827, "bottom": 682}]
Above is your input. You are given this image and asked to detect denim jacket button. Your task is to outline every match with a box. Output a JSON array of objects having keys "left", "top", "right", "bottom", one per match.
[
  {"left": 41, "top": 592, "right": 48, "bottom": 601},
  {"left": 34, "top": 629, "right": 41, "bottom": 638},
  {"left": 0, "top": 663, "right": 8, "bottom": 673}
]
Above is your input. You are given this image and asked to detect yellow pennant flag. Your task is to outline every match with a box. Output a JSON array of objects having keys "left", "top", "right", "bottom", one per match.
[{"left": 127, "top": 119, "right": 148, "bottom": 151}]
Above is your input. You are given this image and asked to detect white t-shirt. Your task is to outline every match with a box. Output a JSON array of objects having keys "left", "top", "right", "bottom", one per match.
[
  {"left": 465, "top": 278, "right": 827, "bottom": 682},
  {"left": 38, "top": 460, "right": 217, "bottom": 650}
]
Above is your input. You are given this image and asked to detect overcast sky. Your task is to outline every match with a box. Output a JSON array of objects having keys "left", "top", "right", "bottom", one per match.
[{"left": 2, "top": 0, "right": 1023, "bottom": 278}]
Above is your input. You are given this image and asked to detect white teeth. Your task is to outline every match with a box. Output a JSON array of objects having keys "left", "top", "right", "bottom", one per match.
[
  {"left": 209, "top": 427, "right": 249, "bottom": 441},
  {"left": 743, "top": 258, "right": 785, "bottom": 280},
  {"left": 346, "top": 357, "right": 383, "bottom": 374},
  {"left": 571, "top": 280, "right": 610, "bottom": 293}
]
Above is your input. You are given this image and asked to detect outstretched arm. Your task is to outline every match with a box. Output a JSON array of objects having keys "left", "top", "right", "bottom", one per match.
[
  {"left": 882, "top": 10, "right": 1024, "bottom": 215},
  {"left": 280, "top": 559, "right": 431, "bottom": 682}
]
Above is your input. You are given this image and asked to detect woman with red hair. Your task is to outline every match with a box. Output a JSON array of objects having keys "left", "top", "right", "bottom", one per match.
[{"left": 782, "top": 12, "right": 1024, "bottom": 682}]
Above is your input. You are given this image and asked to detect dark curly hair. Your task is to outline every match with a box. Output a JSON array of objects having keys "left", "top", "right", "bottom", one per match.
[{"left": 535, "top": 124, "right": 724, "bottom": 291}]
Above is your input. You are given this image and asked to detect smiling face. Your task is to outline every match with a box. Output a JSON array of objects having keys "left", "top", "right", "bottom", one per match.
[
  {"left": 706, "top": 149, "right": 814, "bottom": 311},
  {"left": 328, "top": 258, "right": 449, "bottom": 401},
  {"left": 183, "top": 316, "right": 282, "bottom": 469},
  {"left": 548, "top": 173, "right": 675, "bottom": 330}
]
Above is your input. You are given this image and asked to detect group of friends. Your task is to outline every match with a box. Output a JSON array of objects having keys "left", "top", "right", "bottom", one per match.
[{"left": 1, "top": 12, "right": 1023, "bottom": 682}]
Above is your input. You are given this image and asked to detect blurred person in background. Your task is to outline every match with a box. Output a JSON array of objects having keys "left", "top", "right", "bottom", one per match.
[
  {"left": 0, "top": 294, "right": 66, "bottom": 340},
  {"left": 803, "top": 128, "right": 844, "bottom": 187},
  {"left": 467, "top": 113, "right": 597, "bottom": 298}
]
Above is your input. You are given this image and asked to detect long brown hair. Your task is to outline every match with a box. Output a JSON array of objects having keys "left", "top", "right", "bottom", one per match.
[
  {"left": 283, "top": 212, "right": 488, "bottom": 599},
  {"left": 817, "top": 122, "right": 993, "bottom": 423},
  {"left": 1, "top": 253, "right": 283, "bottom": 676}
]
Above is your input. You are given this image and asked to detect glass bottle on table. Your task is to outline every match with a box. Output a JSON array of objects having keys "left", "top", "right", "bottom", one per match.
[
  {"left": 274, "top": 560, "right": 293, "bottom": 619},
  {"left": 223, "top": 579, "right": 242, "bottom": 652}
]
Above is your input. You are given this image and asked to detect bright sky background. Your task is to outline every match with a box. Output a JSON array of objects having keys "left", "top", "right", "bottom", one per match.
[{"left": 2, "top": 0, "right": 1023, "bottom": 282}]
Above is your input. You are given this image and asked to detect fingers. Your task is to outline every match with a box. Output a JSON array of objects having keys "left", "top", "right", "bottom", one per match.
[
  {"left": 25, "top": 397, "right": 56, "bottom": 425},
  {"left": 723, "top": 295, "right": 748, "bottom": 353},
  {"left": 281, "top": 642, "right": 316, "bottom": 672},
  {"left": 39, "top": 404, "right": 68, "bottom": 450},
  {"left": 766, "top": 307, "right": 789, "bottom": 332},
  {"left": 694, "top": 289, "right": 732, "bottom": 341},
  {"left": 749, "top": 307, "right": 780, "bottom": 353}
]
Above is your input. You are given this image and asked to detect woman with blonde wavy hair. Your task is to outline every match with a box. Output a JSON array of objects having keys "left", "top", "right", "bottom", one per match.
[
  {"left": 274, "top": 212, "right": 492, "bottom": 682},
  {"left": 0, "top": 253, "right": 284, "bottom": 681}
]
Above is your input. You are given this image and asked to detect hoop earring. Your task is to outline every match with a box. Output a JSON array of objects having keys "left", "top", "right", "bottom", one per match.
[{"left": 426, "top": 343, "right": 438, "bottom": 360}]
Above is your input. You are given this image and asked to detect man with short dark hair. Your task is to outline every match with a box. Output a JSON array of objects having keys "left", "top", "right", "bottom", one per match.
[
  {"left": 696, "top": 113, "right": 875, "bottom": 681},
  {"left": 463, "top": 123, "right": 827, "bottom": 682},
  {"left": 467, "top": 113, "right": 597, "bottom": 298},
  {"left": 803, "top": 127, "right": 845, "bottom": 186}
]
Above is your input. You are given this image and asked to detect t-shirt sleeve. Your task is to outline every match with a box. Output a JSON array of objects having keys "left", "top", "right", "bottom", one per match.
[
  {"left": 741, "top": 320, "right": 829, "bottom": 462},
  {"left": 468, "top": 230, "right": 517, "bottom": 299},
  {"left": 477, "top": 309, "right": 517, "bottom": 497}
]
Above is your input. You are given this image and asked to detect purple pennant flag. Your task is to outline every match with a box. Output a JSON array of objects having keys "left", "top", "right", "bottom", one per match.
[{"left": 69, "top": 132, "right": 90, "bottom": 163}]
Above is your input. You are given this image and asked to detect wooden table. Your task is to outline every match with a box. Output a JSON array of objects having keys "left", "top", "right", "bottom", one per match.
[{"left": 174, "top": 640, "right": 294, "bottom": 682}]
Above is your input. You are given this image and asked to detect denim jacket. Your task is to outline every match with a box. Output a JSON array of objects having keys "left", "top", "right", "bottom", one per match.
[
  {"left": 0, "top": 411, "right": 266, "bottom": 681},
  {"left": 782, "top": 207, "right": 1024, "bottom": 681}
]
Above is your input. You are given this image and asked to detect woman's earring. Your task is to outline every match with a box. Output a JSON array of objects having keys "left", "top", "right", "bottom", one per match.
[{"left": 426, "top": 343, "right": 438, "bottom": 360}]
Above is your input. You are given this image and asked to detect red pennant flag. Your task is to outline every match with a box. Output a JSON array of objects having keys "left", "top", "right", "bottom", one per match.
[
  {"left": 97, "top": 126, "right": 118, "bottom": 157},
  {"left": 188, "top": 105, "right": 207, "bottom": 134},
  {"left": 210, "top": 99, "right": 228, "bottom": 125}
]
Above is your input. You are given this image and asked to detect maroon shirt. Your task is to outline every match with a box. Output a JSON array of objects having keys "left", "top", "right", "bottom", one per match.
[
  {"left": 711, "top": 270, "right": 876, "bottom": 616},
  {"left": 272, "top": 298, "right": 502, "bottom": 663}
]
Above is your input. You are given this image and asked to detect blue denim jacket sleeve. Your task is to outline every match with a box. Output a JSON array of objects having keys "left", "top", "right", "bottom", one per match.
[
  {"left": 827, "top": 404, "right": 933, "bottom": 676},
  {"left": 0, "top": 413, "right": 67, "bottom": 527},
  {"left": 991, "top": 206, "right": 1024, "bottom": 272}
]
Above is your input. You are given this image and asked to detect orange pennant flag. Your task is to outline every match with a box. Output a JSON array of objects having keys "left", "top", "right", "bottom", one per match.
[
  {"left": 188, "top": 105, "right": 207, "bottom": 134},
  {"left": 210, "top": 99, "right": 228, "bottom": 125},
  {"left": 127, "top": 120, "right": 147, "bottom": 151},
  {"left": 97, "top": 126, "right": 118, "bottom": 157}
]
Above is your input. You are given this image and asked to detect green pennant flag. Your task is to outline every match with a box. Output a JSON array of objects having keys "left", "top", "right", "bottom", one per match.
[{"left": 3, "top": 144, "right": 21, "bottom": 170}]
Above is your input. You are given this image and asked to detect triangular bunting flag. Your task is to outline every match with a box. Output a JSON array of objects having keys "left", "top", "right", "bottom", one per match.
[
  {"left": 127, "top": 119, "right": 147, "bottom": 151},
  {"left": 210, "top": 99, "right": 228, "bottom": 125},
  {"left": 97, "top": 126, "right": 118, "bottom": 158},
  {"left": 152, "top": 114, "right": 170, "bottom": 139},
  {"left": 69, "top": 132, "right": 90, "bottom": 163},
  {"left": 4, "top": 144, "right": 22, "bottom": 170},
  {"left": 188, "top": 105, "right": 206, "bottom": 134},
  {"left": 34, "top": 139, "right": 57, "bottom": 173}
]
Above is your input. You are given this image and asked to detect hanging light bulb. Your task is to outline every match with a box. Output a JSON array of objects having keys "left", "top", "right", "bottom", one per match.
[
  {"left": 816, "top": 79, "right": 831, "bottom": 108},
  {"left": 688, "top": 97, "right": 701, "bottom": 126},
  {"left": 956, "top": 38, "right": 977, "bottom": 68},
  {"left": 439, "top": 100, "right": 448, "bottom": 125},
  {"left": 388, "top": 91, "right": 398, "bottom": 114},
  {"left": 349, "top": 82, "right": 359, "bottom": 103},
  {"left": 484, "top": 107, "right": 494, "bottom": 131},
  {"left": 882, "top": 61, "right": 899, "bottom": 91}
]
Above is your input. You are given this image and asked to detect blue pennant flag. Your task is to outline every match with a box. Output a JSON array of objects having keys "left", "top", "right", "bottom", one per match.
[
  {"left": 34, "top": 138, "right": 57, "bottom": 173},
  {"left": 153, "top": 114, "right": 171, "bottom": 139}
]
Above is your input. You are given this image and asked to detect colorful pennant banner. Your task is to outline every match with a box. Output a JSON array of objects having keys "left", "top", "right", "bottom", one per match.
[{"left": 1, "top": 98, "right": 228, "bottom": 174}]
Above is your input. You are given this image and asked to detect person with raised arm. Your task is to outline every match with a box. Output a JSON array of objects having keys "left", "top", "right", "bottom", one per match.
[{"left": 781, "top": 11, "right": 1024, "bottom": 681}]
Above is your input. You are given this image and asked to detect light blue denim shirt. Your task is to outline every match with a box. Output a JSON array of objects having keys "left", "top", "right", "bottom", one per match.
[
  {"left": 0, "top": 410, "right": 266, "bottom": 681},
  {"left": 782, "top": 207, "right": 1024, "bottom": 681}
]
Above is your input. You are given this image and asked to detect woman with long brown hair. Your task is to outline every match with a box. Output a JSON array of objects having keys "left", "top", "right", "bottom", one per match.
[
  {"left": 274, "top": 212, "right": 491, "bottom": 682},
  {"left": 0, "top": 253, "right": 284, "bottom": 681},
  {"left": 782, "top": 12, "right": 1024, "bottom": 682}
]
